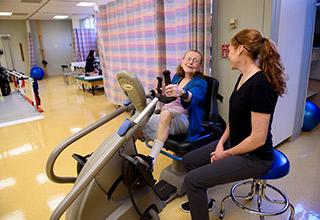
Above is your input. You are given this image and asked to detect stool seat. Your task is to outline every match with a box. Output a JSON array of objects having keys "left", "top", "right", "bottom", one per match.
[{"left": 258, "top": 149, "right": 290, "bottom": 180}]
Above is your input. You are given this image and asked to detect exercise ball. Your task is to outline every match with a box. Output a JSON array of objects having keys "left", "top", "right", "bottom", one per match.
[
  {"left": 302, "top": 100, "right": 320, "bottom": 131},
  {"left": 30, "top": 66, "right": 44, "bottom": 80}
]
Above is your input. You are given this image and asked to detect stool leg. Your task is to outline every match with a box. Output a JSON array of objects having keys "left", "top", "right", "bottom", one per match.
[
  {"left": 257, "top": 195, "right": 265, "bottom": 220},
  {"left": 236, "top": 180, "right": 256, "bottom": 200},
  {"left": 247, "top": 181, "right": 256, "bottom": 199},
  {"left": 262, "top": 184, "right": 295, "bottom": 219},
  {"left": 219, "top": 195, "right": 231, "bottom": 219},
  {"left": 257, "top": 181, "right": 266, "bottom": 220},
  {"left": 263, "top": 195, "right": 295, "bottom": 220},
  {"left": 288, "top": 203, "right": 295, "bottom": 220}
]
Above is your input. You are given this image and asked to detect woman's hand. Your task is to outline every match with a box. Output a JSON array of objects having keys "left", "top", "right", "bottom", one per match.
[
  {"left": 165, "top": 84, "right": 183, "bottom": 97},
  {"left": 210, "top": 142, "right": 231, "bottom": 162}
]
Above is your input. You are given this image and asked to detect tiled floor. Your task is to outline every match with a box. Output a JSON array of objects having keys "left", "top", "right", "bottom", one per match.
[{"left": 0, "top": 76, "right": 319, "bottom": 220}]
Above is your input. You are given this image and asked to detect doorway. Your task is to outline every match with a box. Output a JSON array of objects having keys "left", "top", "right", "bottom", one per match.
[
  {"left": 308, "top": 1, "right": 320, "bottom": 106},
  {"left": 0, "top": 35, "right": 14, "bottom": 69}
]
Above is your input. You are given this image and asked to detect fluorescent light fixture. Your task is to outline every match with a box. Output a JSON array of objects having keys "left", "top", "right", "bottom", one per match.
[
  {"left": 0, "top": 12, "right": 12, "bottom": 16},
  {"left": 77, "top": 2, "right": 96, "bottom": 7},
  {"left": 53, "top": 15, "right": 69, "bottom": 19}
]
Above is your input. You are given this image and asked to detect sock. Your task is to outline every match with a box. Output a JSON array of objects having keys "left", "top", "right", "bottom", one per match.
[{"left": 149, "top": 139, "right": 164, "bottom": 164}]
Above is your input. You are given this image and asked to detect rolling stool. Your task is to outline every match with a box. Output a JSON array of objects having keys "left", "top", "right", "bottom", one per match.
[{"left": 219, "top": 149, "right": 295, "bottom": 220}]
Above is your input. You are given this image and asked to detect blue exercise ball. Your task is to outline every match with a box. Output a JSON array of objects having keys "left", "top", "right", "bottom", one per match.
[
  {"left": 302, "top": 100, "right": 320, "bottom": 131},
  {"left": 30, "top": 66, "right": 44, "bottom": 80}
]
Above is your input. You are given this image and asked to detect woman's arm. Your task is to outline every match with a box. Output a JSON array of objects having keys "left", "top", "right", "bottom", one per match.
[
  {"left": 164, "top": 77, "right": 207, "bottom": 106},
  {"left": 218, "top": 123, "right": 230, "bottom": 146},
  {"left": 226, "top": 112, "right": 270, "bottom": 155},
  {"left": 180, "top": 78, "right": 207, "bottom": 108},
  {"left": 210, "top": 124, "right": 229, "bottom": 162}
]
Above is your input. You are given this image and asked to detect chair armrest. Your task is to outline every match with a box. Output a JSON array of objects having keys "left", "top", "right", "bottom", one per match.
[{"left": 202, "top": 120, "right": 225, "bottom": 138}]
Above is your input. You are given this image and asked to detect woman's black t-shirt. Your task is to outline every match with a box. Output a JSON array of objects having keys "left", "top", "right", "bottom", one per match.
[
  {"left": 229, "top": 71, "right": 278, "bottom": 161},
  {"left": 85, "top": 56, "right": 95, "bottom": 73}
]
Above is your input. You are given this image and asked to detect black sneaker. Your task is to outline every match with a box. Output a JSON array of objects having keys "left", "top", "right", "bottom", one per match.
[{"left": 180, "top": 199, "right": 215, "bottom": 213}]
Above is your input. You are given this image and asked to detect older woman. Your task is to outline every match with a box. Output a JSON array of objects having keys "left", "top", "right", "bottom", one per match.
[{"left": 143, "top": 50, "right": 207, "bottom": 165}]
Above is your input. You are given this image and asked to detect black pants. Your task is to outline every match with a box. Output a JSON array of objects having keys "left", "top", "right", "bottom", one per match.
[{"left": 183, "top": 140, "right": 273, "bottom": 220}]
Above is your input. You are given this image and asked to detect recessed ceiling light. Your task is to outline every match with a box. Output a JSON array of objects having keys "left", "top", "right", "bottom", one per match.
[
  {"left": 53, "top": 15, "right": 69, "bottom": 19},
  {"left": 77, "top": 2, "right": 96, "bottom": 7},
  {"left": 0, "top": 12, "right": 12, "bottom": 16}
]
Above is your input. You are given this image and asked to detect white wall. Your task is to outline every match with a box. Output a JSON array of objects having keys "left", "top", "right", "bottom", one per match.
[
  {"left": 272, "top": 0, "right": 316, "bottom": 144},
  {"left": 0, "top": 20, "right": 28, "bottom": 73},
  {"left": 212, "top": 0, "right": 272, "bottom": 119},
  {"left": 31, "top": 20, "right": 73, "bottom": 76}
]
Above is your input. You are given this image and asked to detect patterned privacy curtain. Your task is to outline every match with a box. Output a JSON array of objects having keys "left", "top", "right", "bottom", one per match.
[
  {"left": 72, "top": 28, "right": 97, "bottom": 61},
  {"left": 164, "top": 0, "right": 211, "bottom": 75},
  {"left": 97, "top": 0, "right": 211, "bottom": 104},
  {"left": 26, "top": 20, "right": 36, "bottom": 68},
  {"left": 97, "top": 1, "right": 166, "bottom": 104},
  {"left": 27, "top": 32, "right": 36, "bottom": 68}
]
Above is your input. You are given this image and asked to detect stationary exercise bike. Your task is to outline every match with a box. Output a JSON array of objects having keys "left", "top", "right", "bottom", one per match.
[{"left": 46, "top": 71, "right": 225, "bottom": 220}]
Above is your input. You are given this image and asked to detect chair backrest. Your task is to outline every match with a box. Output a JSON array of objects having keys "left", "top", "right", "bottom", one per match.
[{"left": 203, "top": 75, "right": 223, "bottom": 122}]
